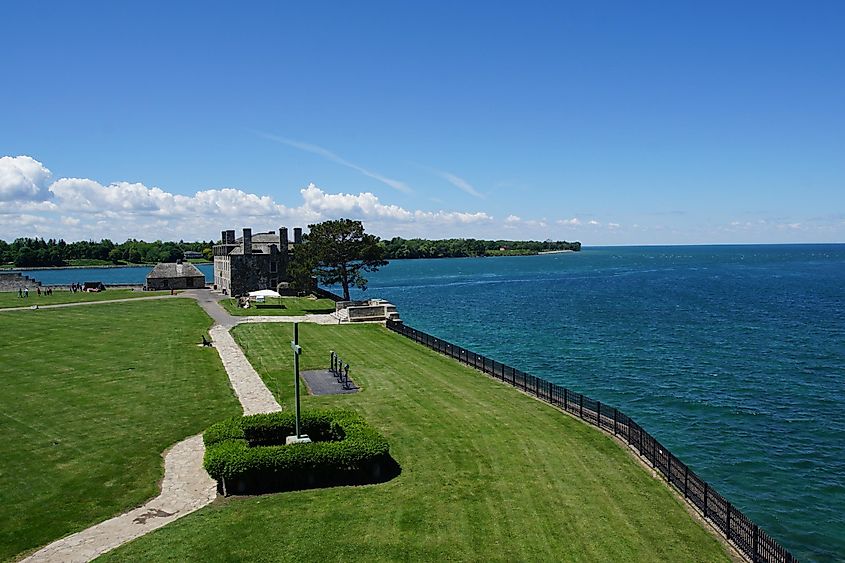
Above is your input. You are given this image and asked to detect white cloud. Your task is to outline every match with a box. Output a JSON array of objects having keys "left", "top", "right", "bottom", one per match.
[
  {"left": 0, "top": 156, "right": 53, "bottom": 201},
  {"left": 588, "top": 220, "right": 600, "bottom": 226},
  {"left": 505, "top": 215, "right": 521, "bottom": 224},
  {"left": 0, "top": 156, "right": 495, "bottom": 240},
  {"left": 557, "top": 217, "right": 580, "bottom": 226},
  {"left": 299, "top": 183, "right": 491, "bottom": 225},
  {"left": 433, "top": 168, "right": 483, "bottom": 198},
  {"left": 256, "top": 132, "right": 412, "bottom": 194}
]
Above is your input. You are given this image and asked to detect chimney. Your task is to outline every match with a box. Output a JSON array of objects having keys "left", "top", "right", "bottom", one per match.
[
  {"left": 279, "top": 227, "right": 289, "bottom": 248},
  {"left": 226, "top": 230, "right": 236, "bottom": 244},
  {"left": 293, "top": 227, "right": 302, "bottom": 244},
  {"left": 221, "top": 230, "right": 227, "bottom": 244},
  {"left": 242, "top": 228, "right": 252, "bottom": 254}
]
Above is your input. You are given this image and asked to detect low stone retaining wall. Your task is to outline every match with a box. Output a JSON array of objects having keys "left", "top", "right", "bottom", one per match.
[{"left": 0, "top": 272, "right": 41, "bottom": 291}]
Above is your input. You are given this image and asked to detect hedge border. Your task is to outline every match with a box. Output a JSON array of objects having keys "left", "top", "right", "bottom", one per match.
[{"left": 203, "top": 409, "right": 394, "bottom": 494}]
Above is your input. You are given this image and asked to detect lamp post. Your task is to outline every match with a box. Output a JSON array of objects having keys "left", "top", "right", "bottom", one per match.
[{"left": 286, "top": 322, "right": 310, "bottom": 444}]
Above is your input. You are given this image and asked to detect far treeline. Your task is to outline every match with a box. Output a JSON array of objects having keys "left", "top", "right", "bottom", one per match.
[
  {"left": 0, "top": 238, "right": 215, "bottom": 267},
  {"left": 381, "top": 237, "right": 580, "bottom": 259},
  {"left": 0, "top": 236, "right": 580, "bottom": 268}
]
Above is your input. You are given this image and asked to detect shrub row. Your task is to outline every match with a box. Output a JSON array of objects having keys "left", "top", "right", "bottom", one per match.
[{"left": 203, "top": 409, "right": 393, "bottom": 494}]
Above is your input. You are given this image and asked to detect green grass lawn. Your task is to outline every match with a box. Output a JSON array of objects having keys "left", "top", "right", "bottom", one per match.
[
  {"left": 0, "top": 300, "right": 241, "bottom": 561},
  {"left": 102, "top": 324, "right": 729, "bottom": 562},
  {"left": 0, "top": 289, "right": 171, "bottom": 309},
  {"left": 219, "top": 296, "right": 336, "bottom": 316}
]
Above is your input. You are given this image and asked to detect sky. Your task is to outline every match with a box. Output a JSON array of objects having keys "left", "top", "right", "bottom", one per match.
[{"left": 1, "top": 1, "right": 843, "bottom": 245}]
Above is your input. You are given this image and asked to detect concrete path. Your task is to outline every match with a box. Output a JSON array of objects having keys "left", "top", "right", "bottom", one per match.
[
  {"left": 209, "top": 325, "right": 282, "bottom": 415},
  {"left": 240, "top": 313, "right": 339, "bottom": 325},
  {"left": 22, "top": 436, "right": 215, "bottom": 563},
  {"left": 22, "top": 291, "right": 284, "bottom": 562},
  {"left": 0, "top": 294, "right": 178, "bottom": 313}
]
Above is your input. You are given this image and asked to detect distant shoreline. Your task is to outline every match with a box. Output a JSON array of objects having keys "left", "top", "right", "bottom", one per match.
[
  {"left": 538, "top": 249, "right": 575, "bottom": 255},
  {"left": 2, "top": 264, "right": 154, "bottom": 271},
  {"left": 2, "top": 262, "right": 212, "bottom": 272}
]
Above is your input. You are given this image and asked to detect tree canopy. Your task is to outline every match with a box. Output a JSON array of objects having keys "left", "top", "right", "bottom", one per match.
[
  {"left": 379, "top": 237, "right": 580, "bottom": 259},
  {"left": 292, "top": 219, "right": 387, "bottom": 301},
  {"left": 0, "top": 237, "right": 214, "bottom": 267}
]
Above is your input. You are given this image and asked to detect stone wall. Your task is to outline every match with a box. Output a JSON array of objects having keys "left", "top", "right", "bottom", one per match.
[
  {"left": 347, "top": 302, "right": 399, "bottom": 322},
  {"left": 146, "top": 276, "right": 206, "bottom": 290},
  {"left": 0, "top": 272, "right": 42, "bottom": 291},
  {"left": 227, "top": 253, "right": 289, "bottom": 296}
]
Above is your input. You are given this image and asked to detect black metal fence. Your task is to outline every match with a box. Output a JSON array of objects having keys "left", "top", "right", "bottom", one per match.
[{"left": 385, "top": 319, "right": 797, "bottom": 563}]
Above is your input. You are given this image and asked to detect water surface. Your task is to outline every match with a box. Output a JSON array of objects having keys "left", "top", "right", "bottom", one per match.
[{"left": 348, "top": 245, "right": 844, "bottom": 562}]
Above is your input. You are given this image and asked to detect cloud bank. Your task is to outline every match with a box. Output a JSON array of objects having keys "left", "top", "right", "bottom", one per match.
[
  {"left": 0, "top": 156, "right": 54, "bottom": 202},
  {"left": 0, "top": 155, "right": 492, "bottom": 241}
]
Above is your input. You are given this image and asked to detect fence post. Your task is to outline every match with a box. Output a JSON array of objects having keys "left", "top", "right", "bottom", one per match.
[
  {"left": 564, "top": 388, "right": 568, "bottom": 410},
  {"left": 613, "top": 408, "right": 618, "bottom": 435},
  {"left": 726, "top": 502, "right": 732, "bottom": 541},
  {"left": 667, "top": 453, "right": 672, "bottom": 484},
  {"left": 753, "top": 523, "right": 758, "bottom": 562},
  {"left": 579, "top": 394, "right": 583, "bottom": 418},
  {"left": 683, "top": 465, "right": 688, "bottom": 498},
  {"left": 704, "top": 482, "right": 709, "bottom": 518}
]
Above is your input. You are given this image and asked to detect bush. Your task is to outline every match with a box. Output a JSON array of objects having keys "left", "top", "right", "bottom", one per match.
[{"left": 203, "top": 409, "right": 394, "bottom": 494}]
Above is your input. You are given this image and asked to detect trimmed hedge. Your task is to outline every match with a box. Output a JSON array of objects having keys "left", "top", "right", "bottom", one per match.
[{"left": 203, "top": 409, "right": 393, "bottom": 494}]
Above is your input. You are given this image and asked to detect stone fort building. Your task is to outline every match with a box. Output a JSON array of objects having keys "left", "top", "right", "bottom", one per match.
[{"left": 213, "top": 227, "right": 302, "bottom": 296}]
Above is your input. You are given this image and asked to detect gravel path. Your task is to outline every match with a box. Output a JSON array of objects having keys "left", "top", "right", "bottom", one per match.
[{"left": 22, "top": 291, "right": 284, "bottom": 562}]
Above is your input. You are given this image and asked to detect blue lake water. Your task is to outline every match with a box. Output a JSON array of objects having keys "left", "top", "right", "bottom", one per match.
[
  {"left": 12, "top": 264, "right": 216, "bottom": 286},
  {"left": 345, "top": 245, "right": 843, "bottom": 563},
  {"left": 13, "top": 245, "right": 844, "bottom": 561}
]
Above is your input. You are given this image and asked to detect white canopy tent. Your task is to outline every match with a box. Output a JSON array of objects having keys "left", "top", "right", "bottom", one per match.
[
  {"left": 248, "top": 289, "right": 282, "bottom": 299},
  {"left": 245, "top": 288, "right": 283, "bottom": 308}
]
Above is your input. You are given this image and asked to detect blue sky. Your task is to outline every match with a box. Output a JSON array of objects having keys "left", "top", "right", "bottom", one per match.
[{"left": 1, "top": 1, "right": 843, "bottom": 244}]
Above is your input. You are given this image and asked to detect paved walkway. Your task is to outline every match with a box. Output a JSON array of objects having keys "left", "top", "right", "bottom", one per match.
[
  {"left": 239, "top": 313, "right": 338, "bottom": 325},
  {"left": 23, "top": 291, "right": 285, "bottom": 562},
  {"left": 0, "top": 294, "right": 177, "bottom": 313},
  {"left": 209, "top": 325, "right": 282, "bottom": 415},
  {"left": 23, "top": 436, "right": 215, "bottom": 563}
]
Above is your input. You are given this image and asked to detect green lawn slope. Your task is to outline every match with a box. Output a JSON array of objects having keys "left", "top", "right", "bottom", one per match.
[
  {"left": 102, "top": 323, "right": 730, "bottom": 562},
  {"left": 0, "top": 300, "right": 241, "bottom": 560}
]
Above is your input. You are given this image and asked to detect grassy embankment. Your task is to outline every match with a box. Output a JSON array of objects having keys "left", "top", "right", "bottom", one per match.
[
  {"left": 219, "top": 296, "right": 335, "bottom": 316},
  {"left": 0, "top": 300, "right": 241, "bottom": 561},
  {"left": 0, "top": 289, "right": 172, "bottom": 309},
  {"left": 103, "top": 323, "right": 730, "bottom": 562}
]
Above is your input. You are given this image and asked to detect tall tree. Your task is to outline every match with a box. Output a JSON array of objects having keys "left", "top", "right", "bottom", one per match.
[{"left": 293, "top": 218, "right": 387, "bottom": 300}]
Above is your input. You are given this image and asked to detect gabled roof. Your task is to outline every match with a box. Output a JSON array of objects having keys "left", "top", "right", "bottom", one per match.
[{"left": 146, "top": 262, "right": 205, "bottom": 279}]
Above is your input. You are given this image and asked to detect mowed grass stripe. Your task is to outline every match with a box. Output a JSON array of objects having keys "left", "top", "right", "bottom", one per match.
[
  {"left": 101, "top": 323, "right": 729, "bottom": 562},
  {"left": 0, "top": 300, "right": 241, "bottom": 561}
]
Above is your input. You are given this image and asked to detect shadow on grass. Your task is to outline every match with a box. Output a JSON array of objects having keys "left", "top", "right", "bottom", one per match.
[{"left": 217, "top": 454, "right": 401, "bottom": 496}]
